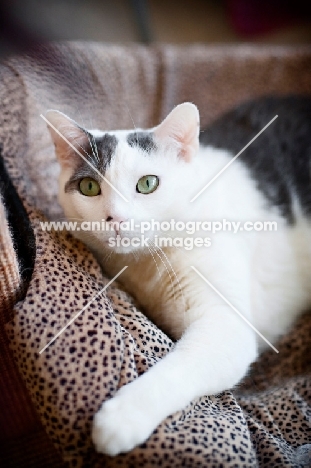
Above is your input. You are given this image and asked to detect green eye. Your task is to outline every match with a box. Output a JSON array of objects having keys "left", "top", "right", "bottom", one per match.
[
  {"left": 79, "top": 178, "right": 101, "bottom": 196},
  {"left": 136, "top": 175, "right": 159, "bottom": 194}
]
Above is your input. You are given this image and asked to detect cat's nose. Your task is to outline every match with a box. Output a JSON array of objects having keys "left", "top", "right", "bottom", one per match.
[
  {"left": 106, "top": 215, "right": 126, "bottom": 224},
  {"left": 105, "top": 216, "right": 126, "bottom": 234}
]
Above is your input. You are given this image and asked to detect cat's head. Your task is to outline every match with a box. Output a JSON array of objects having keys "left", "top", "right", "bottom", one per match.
[{"left": 47, "top": 103, "right": 200, "bottom": 254}]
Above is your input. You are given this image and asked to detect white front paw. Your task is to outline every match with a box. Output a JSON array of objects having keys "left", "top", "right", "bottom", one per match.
[{"left": 92, "top": 386, "right": 156, "bottom": 456}]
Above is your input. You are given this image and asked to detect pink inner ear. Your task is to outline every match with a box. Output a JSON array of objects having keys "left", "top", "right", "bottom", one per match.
[
  {"left": 57, "top": 127, "right": 88, "bottom": 168},
  {"left": 46, "top": 111, "right": 88, "bottom": 168},
  {"left": 154, "top": 103, "right": 200, "bottom": 162}
]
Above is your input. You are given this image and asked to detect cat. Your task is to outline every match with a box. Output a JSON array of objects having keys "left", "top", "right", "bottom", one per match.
[{"left": 46, "top": 96, "right": 311, "bottom": 456}]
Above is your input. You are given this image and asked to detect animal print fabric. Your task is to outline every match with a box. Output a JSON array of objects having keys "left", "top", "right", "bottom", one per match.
[{"left": 1, "top": 42, "right": 311, "bottom": 467}]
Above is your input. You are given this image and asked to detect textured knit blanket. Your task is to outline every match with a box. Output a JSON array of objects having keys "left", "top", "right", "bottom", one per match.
[{"left": 0, "top": 42, "right": 311, "bottom": 468}]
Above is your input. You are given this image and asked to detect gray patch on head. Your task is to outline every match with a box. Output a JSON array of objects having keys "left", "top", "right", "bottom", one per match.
[
  {"left": 127, "top": 131, "right": 157, "bottom": 153},
  {"left": 94, "top": 134, "right": 118, "bottom": 171},
  {"left": 64, "top": 132, "right": 117, "bottom": 193}
]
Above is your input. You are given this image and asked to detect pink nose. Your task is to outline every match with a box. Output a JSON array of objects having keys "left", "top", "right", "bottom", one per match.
[{"left": 106, "top": 216, "right": 126, "bottom": 234}]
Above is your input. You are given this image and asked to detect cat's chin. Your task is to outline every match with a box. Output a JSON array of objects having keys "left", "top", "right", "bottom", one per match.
[
  {"left": 77, "top": 232, "right": 150, "bottom": 257},
  {"left": 103, "top": 244, "right": 149, "bottom": 256},
  {"left": 92, "top": 234, "right": 154, "bottom": 256},
  {"left": 84, "top": 237, "right": 147, "bottom": 256}
]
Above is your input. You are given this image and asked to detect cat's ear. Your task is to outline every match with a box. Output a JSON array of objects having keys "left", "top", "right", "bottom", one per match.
[
  {"left": 154, "top": 103, "right": 200, "bottom": 162},
  {"left": 45, "top": 110, "right": 89, "bottom": 168}
]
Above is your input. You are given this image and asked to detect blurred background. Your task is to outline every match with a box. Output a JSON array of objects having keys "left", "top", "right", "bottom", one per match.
[{"left": 1, "top": 0, "right": 311, "bottom": 58}]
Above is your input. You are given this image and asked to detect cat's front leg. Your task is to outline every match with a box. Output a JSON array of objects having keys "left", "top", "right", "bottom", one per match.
[{"left": 92, "top": 306, "right": 257, "bottom": 455}]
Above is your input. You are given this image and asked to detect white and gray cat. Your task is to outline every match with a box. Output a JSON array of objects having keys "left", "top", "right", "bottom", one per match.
[{"left": 46, "top": 96, "right": 311, "bottom": 456}]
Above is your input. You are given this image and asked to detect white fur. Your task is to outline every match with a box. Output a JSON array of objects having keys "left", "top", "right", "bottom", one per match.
[{"left": 48, "top": 104, "right": 311, "bottom": 456}]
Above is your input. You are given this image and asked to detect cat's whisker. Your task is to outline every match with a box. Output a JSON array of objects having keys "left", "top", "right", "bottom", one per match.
[
  {"left": 146, "top": 244, "right": 162, "bottom": 281},
  {"left": 89, "top": 132, "right": 100, "bottom": 165},
  {"left": 125, "top": 102, "right": 139, "bottom": 147},
  {"left": 148, "top": 243, "right": 174, "bottom": 296},
  {"left": 150, "top": 240, "right": 187, "bottom": 313},
  {"left": 70, "top": 137, "right": 97, "bottom": 168},
  {"left": 81, "top": 130, "right": 99, "bottom": 166},
  {"left": 69, "top": 130, "right": 99, "bottom": 167},
  {"left": 76, "top": 109, "right": 88, "bottom": 134},
  {"left": 129, "top": 246, "right": 139, "bottom": 263},
  {"left": 103, "top": 250, "right": 114, "bottom": 264},
  {"left": 147, "top": 240, "right": 177, "bottom": 303},
  {"left": 71, "top": 136, "right": 90, "bottom": 157},
  {"left": 154, "top": 244, "right": 188, "bottom": 330}
]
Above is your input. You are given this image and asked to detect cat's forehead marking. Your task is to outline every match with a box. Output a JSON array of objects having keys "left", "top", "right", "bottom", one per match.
[
  {"left": 64, "top": 133, "right": 118, "bottom": 193},
  {"left": 94, "top": 133, "right": 118, "bottom": 170},
  {"left": 127, "top": 131, "right": 157, "bottom": 153}
]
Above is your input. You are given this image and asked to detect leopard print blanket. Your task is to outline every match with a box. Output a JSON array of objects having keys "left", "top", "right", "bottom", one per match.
[{"left": 1, "top": 42, "right": 311, "bottom": 467}]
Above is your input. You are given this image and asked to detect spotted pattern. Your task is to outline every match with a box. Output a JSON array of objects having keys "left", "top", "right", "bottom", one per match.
[{"left": 4, "top": 211, "right": 311, "bottom": 467}]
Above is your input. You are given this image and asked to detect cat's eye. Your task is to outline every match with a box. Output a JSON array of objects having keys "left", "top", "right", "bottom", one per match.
[
  {"left": 136, "top": 175, "right": 159, "bottom": 194},
  {"left": 79, "top": 178, "right": 101, "bottom": 196}
]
